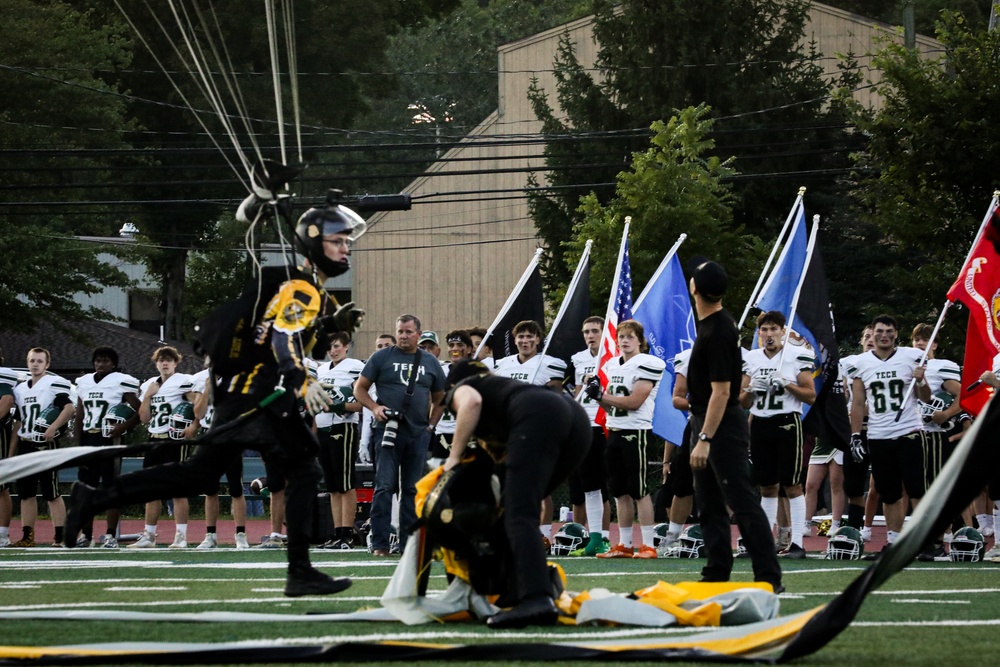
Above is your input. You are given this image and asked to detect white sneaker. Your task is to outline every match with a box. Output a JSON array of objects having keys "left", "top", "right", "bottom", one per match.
[
  {"left": 655, "top": 531, "right": 679, "bottom": 557},
  {"left": 128, "top": 531, "right": 156, "bottom": 548},
  {"left": 102, "top": 535, "right": 119, "bottom": 549},
  {"left": 169, "top": 531, "right": 188, "bottom": 548},
  {"left": 196, "top": 533, "right": 218, "bottom": 549},
  {"left": 860, "top": 527, "right": 872, "bottom": 543},
  {"left": 984, "top": 544, "right": 1000, "bottom": 560},
  {"left": 0, "top": 534, "right": 10, "bottom": 548},
  {"left": 257, "top": 534, "right": 285, "bottom": 549},
  {"left": 75, "top": 535, "right": 91, "bottom": 548},
  {"left": 234, "top": 532, "right": 251, "bottom": 549}
]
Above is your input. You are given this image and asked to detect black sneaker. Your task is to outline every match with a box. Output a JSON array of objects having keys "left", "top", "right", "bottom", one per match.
[
  {"left": 862, "top": 544, "right": 890, "bottom": 561},
  {"left": 284, "top": 567, "right": 352, "bottom": 597},
  {"left": 917, "top": 544, "right": 946, "bottom": 562},
  {"left": 778, "top": 543, "right": 807, "bottom": 559}
]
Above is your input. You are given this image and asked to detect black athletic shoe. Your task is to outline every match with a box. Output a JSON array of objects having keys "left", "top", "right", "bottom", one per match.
[
  {"left": 862, "top": 544, "right": 890, "bottom": 561},
  {"left": 486, "top": 595, "right": 559, "bottom": 629},
  {"left": 284, "top": 567, "right": 352, "bottom": 597},
  {"left": 917, "top": 544, "right": 946, "bottom": 562},
  {"left": 64, "top": 482, "right": 98, "bottom": 549},
  {"left": 778, "top": 543, "right": 807, "bottom": 559}
]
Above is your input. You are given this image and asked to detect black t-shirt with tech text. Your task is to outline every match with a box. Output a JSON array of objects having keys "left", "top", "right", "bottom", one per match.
[{"left": 687, "top": 308, "right": 742, "bottom": 417}]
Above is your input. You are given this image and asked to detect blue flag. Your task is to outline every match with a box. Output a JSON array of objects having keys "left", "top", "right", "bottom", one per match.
[
  {"left": 633, "top": 252, "right": 696, "bottom": 445},
  {"left": 755, "top": 202, "right": 808, "bottom": 318}
]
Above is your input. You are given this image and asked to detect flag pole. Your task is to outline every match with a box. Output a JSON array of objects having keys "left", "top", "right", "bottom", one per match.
[
  {"left": 475, "top": 247, "right": 544, "bottom": 359},
  {"left": 595, "top": 218, "right": 632, "bottom": 383},
  {"left": 633, "top": 233, "right": 688, "bottom": 312},
  {"left": 738, "top": 187, "right": 806, "bottom": 329},
  {"left": 532, "top": 240, "right": 593, "bottom": 385},
  {"left": 894, "top": 193, "right": 1000, "bottom": 420},
  {"left": 772, "top": 214, "right": 819, "bottom": 387}
]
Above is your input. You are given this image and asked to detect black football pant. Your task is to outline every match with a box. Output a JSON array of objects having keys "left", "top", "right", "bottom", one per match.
[{"left": 691, "top": 407, "right": 782, "bottom": 589}]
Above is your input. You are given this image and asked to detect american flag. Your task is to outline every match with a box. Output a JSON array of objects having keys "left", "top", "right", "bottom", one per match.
[{"left": 595, "top": 227, "right": 633, "bottom": 428}]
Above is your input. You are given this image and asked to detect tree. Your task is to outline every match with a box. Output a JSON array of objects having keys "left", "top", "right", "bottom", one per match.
[
  {"left": 847, "top": 9, "right": 1000, "bottom": 350},
  {"left": 527, "top": 0, "right": 854, "bottom": 298},
  {"left": 568, "top": 105, "right": 764, "bottom": 313},
  {"left": 0, "top": 0, "right": 134, "bottom": 332}
]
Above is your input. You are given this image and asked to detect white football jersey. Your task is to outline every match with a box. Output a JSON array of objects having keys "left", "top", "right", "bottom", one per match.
[
  {"left": 571, "top": 348, "right": 601, "bottom": 424},
  {"left": 314, "top": 358, "right": 365, "bottom": 428},
  {"left": 673, "top": 348, "right": 692, "bottom": 378},
  {"left": 141, "top": 373, "right": 195, "bottom": 435},
  {"left": 75, "top": 371, "right": 140, "bottom": 432},
  {"left": 0, "top": 367, "right": 18, "bottom": 419},
  {"left": 605, "top": 352, "right": 666, "bottom": 430},
  {"left": 494, "top": 353, "right": 567, "bottom": 386},
  {"left": 920, "top": 358, "right": 961, "bottom": 434},
  {"left": 846, "top": 347, "right": 923, "bottom": 439},
  {"left": 189, "top": 369, "right": 215, "bottom": 429},
  {"left": 742, "top": 347, "right": 815, "bottom": 418},
  {"left": 13, "top": 374, "right": 74, "bottom": 439}
]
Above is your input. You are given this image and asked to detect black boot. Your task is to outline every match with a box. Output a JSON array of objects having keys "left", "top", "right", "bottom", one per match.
[
  {"left": 284, "top": 564, "right": 352, "bottom": 597},
  {"left": 486, "top": 594, "right": 559, "bottom": 629}
]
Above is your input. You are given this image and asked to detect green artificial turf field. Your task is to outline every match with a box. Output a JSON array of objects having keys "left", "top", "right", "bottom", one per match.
[{"left": 0, "top": 547, "right": 997, "bottom": 666}]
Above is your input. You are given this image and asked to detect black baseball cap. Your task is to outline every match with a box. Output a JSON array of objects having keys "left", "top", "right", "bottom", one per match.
[{"left": 689, "top": 256, "right": 728, "bottom": 299}]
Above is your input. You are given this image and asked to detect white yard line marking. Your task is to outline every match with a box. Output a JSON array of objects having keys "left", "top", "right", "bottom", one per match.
[
  {"left": 0, "top": 596, "right": 382, "bottom": 612},
  {"left": 104, "top": 587, "right": 188, "bottom": 592},
  {"left": 889, "top": 598, "right": 971, "bottom": 604}
]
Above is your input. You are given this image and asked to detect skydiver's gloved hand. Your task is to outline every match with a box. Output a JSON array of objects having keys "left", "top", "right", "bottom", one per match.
[
  {"left": 302, "top": 379, "right": 333, "bottom": 416},
  {"left": 320, "top": 302, "right": 365, "bottom": 336},
  {"left": 584, "top": 377, "right": 604, "bottom": 402}
]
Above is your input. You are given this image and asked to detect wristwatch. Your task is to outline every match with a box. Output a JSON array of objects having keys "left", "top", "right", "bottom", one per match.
[{"left": 698, "top": 432, "right": 713, "bottom": 442}]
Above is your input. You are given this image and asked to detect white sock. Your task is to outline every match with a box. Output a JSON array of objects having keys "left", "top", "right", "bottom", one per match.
[
  {"left": 831, "top": 519, "right": 841, "bottom": 531},
  {"left": 539, "top": 524, "right": 552, "bottom": 539},
  {"left": 176, "top": 524, "right": 187, "bottom": 538},
  {"left": 144, "top": 524, "right": 157, "bottom": 536},
  {"left": 620, "top": 527, "right": 633, "bottom": 548},
  {"left": 640, "top": 525, "right": 655, "bottom": 548},
  {"left": 976, "top": 513, "right": 990, "bottom": 530},
  {"left": 887, "top": 530, "right": 899, "bottom": 544},
  {"left": 789, "top": 495, "right": 806, "bottom": 547},
  {"left": 669, "top": 521, "right": 684, "bottom": 535},
  {"left": 601, "top": 530, "right": 610, "bottom": 539},
  {"left": 584, "top": 491, "right": 604, "bottom": 535},
  {"left": 0, "top": 527, "right": 8, "bottom": 538},
  {"left": 761, "top": 497, "right": 779, "bottom": 532}
]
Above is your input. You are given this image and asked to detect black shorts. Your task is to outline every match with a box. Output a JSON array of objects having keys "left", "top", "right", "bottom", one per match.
[
  {"left": 429, "top": 432, "right": 451, "bottom": 459},
  {"left": 78, "top": 431, "right": 122, "bottom": 490},
  {"left": 317, "top": 422, "right": 360, "bottom": 494},
  {"left": 749, "top": 412, "right": 805, "bottom": 488},
  {"left": 606, "top": 428, "right": 653, "bottom": 499},
  {"left": 200, "top": 452, "right": 244, "bottom": 498},
  {"left": 263, "top": 458, "right": 286, "bottom": 494},
  {"left": 922, "top": 430, "right": 947, "bottom": 489},
  {"left": 869, "top": 431, "right": 926, "bottom": 504},
  {"left": 0, "top": 420, "right": 10, "bottom": 493},
  {"left": 142, "top": 439, "right": 190, "bottom": 468},
  {"left": 668, "top": 422, "right": 694, "bottom": 498},
  {"left": 568, "top": 426, "right": 608, "bottom": 504},
  {"left": 14, "top": 440, "right": 61, "bottom": 501}
]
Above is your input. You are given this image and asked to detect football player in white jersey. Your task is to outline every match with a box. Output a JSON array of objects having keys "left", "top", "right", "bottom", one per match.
[
  {"left": 0, "top": 348, "right": 19, "bottom": 547},
  {"left": 567, "top": 316, "right": 612, "bottom": 555},
  {"left": 428, "top": 330, "right": 475, "bottom": 469},
  {"left": 910, "top": 323, "right": 965, "bottom": 560},
  {"left": 836, "top": 326, "right": 874, "bottom": 536},
  {"left": 493, "top": 320, "right": 568, "bottom": 547},
  {"left": 133, "top": 346, "right": 198, "bottom": 548},
  {"left": 588, "top": 320, "right": 666, "bottom": 559},
  {"left": 467, "top": 326, "right": 495, "bottom": 369},
  {"left": 9, "top": 347, "right": 74, "bottom": 547},
  {"left": 656, "top": 347, "right": 696, "bottom": 556},
  {"left": 188, "top": 367, "right": 250, "bottom": 550},
  {"left": 739, "top": 311, "right": 816, "bottom": 558},
  {"left": 71, "top": 347, "right": 140, "bottom": 547},
  {"left": 493, "top": 320, "right": 567, "bottom": 389},
  {"left": 314, "top": 332, "right": 365, "bottom": 549},
  {"left": 847, "top": 315, "right": 929, "bottom": 556}
]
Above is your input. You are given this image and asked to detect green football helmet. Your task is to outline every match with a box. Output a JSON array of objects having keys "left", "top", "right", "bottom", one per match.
[
  {"left": 678, "top": 524, "right": 706, "bottom": 558},
  {"left": 552, "top": 522, "right": 588, "bottom": 555},
  {"left": 827, "top": 526, "right": 864, "bottom": 560},
  {"left": 102, "top": 402, "right": 136, "bottom": 439},
  {"left": 32, "top": 405, "right": 66, "bottom": 442},
  {"left": 326, "top": 385, "right": 356, "bottom": 416},
  {"left": 652, "top": 523, "right": 673, "bottom": 547},
  {"left": 168, "top": 401, "right": 196, "bottom": 440},
  {"left": 919, "top": 390, "right": 956, "bottom": 430},
  {"left": 949, "top": 526, "right": 985, "bottom": 562}
]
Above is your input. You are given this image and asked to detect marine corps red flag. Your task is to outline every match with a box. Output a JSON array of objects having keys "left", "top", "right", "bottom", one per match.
[{"left": 946, "top": 202, "right": 1000, "bottom": 415}]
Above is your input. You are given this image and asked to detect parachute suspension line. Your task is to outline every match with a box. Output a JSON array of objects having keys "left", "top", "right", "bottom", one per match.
[
  {"left": 244, "top": 209, "right": 268, "bottom": 324},
  {"left": 193, "top": 0, "right": 267, "bottom": 172},
  {"left": 264, "top": 0, "right": 287, "bottom": 167},
  {"left": 163, "top": 0, "right": 254, "bottom": 183},
  {"left": 280, "top": 0, "right": 303, "bottom": 163},
  {"left": 114, "top": 0, "right": 251, "bottom": 192}
]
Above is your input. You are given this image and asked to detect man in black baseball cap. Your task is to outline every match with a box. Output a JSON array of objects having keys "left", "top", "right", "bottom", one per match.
[{"left": 689, "top": 257, "right": 728, "bottom": 302}]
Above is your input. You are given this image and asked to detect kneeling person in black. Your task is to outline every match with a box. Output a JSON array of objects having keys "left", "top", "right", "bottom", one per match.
[{"left": 443, "top": 360, "right": 591, "bottom": 628}]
